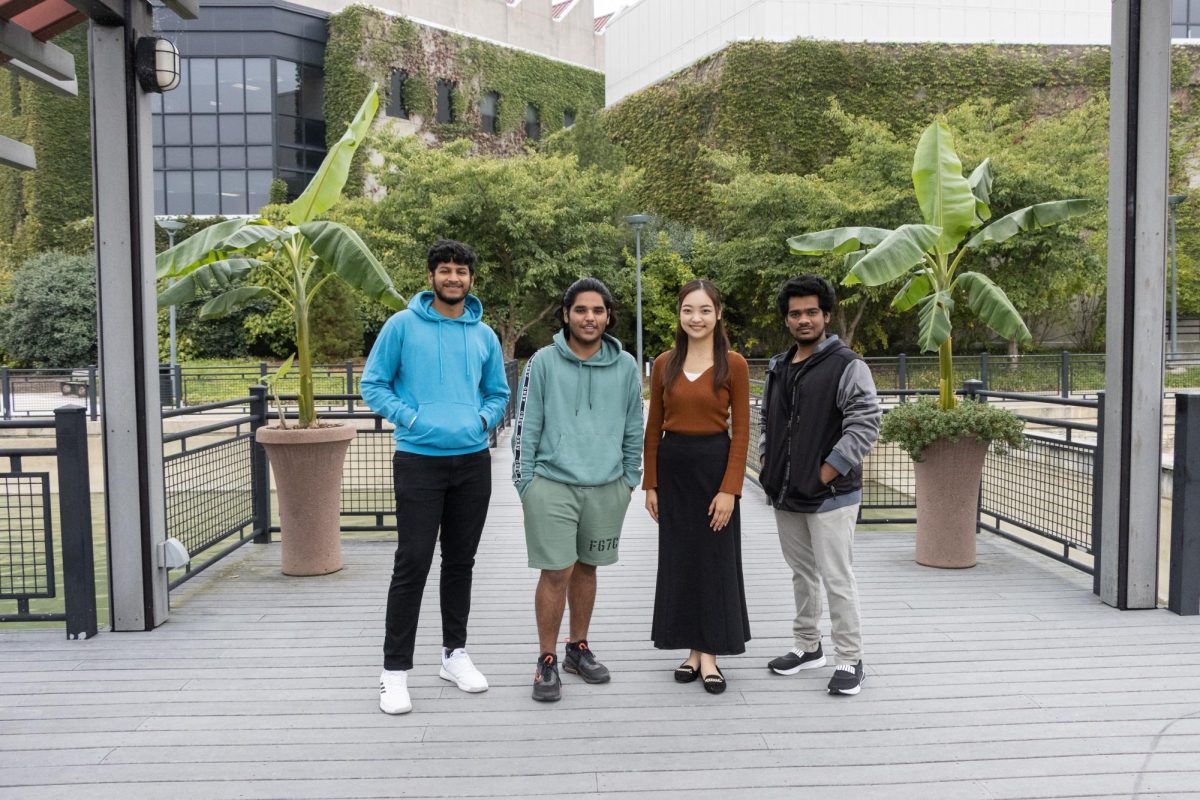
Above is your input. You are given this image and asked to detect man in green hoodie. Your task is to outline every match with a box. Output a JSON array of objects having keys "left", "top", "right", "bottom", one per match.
[{"left": 512, "top": 277, "right": 643, "bottom": 702}]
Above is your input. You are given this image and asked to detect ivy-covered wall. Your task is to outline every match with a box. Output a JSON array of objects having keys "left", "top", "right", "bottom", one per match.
[
  {"left": 605, "top": 39, "right": 1200, "bottom": 226},
  {"left": 324, "top": 5, "right": 605, "bottom": 191}
]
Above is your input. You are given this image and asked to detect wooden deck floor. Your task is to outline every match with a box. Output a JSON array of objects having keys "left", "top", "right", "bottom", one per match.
[{"left": 3, "top": 443, "right": 1200, "bottom": 799}]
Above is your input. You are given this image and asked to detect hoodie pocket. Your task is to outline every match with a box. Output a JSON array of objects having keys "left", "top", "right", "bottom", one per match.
[{"left": 407, "top": 401, "right": 483, "bottom": 449}]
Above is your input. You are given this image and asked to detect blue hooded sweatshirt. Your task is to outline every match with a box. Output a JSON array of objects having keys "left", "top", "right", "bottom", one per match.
[{"left": 361, "top": 291, "right": 510, "bottom": 456}]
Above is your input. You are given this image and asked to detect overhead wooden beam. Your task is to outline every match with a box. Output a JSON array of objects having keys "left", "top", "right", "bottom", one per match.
[
  {"left": 0, "top": 133, "right": 36, "bottom": 170},
  {"left": 3, "top": 56, "right": 77, "bottom": 95},
  {"left": 0, "top": 1, "right": 45, "bottom": 18},
  {"left": 0, "top": 16, "right": 75, "bottom": 80},
  {"left": 63, "top": 0, "right": 122, "bottom": 25},
  {"left": 161, "top": 0, "right": 198, "bottom": 21}
]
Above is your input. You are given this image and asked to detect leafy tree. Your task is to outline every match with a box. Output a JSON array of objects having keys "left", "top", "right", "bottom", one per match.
[
  {"left": 0, "top": 251, "right": 96, "bottom": 367},
  {"left": 365, "top": 135, "right": 639, "bottom": 357}
]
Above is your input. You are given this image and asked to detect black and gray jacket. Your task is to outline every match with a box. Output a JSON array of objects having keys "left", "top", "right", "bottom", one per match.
[{"left": 758, "top": 335, "right": 881, "bottom": 513}]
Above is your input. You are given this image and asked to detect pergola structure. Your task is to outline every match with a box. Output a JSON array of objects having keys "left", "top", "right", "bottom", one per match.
[
  {"left": 0, "top": 0, "right": 1185, "bottom": 628},
  {"left": 1, "top": 0, "right": 198, "bottom": 631}
]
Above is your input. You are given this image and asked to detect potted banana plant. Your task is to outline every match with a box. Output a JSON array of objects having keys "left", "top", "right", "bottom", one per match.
[
  {"left": 787, "top": 118, "right": 1093, "bottom": 567},
  {"left": 156, "top": 86, "right": 406, "bottom": 576}
]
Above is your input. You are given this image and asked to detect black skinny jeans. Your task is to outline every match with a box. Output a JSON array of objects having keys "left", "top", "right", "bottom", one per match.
[{"left": 383, "top": 448, "right": 492, "bottom": 671}]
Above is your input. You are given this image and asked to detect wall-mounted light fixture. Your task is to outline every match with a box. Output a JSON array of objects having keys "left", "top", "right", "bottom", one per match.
[{"left": 135, "top": 37, "right": 181, "bottom": 93}]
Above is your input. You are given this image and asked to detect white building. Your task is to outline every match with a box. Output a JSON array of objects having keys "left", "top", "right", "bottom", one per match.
[{"left": 604, "top": 0, "right": 1121, "bottom": 106}]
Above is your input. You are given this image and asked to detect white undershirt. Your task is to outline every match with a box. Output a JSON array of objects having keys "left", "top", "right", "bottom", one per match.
[{"left": 684, "top": 370, "right": 702, "bottom": 381}]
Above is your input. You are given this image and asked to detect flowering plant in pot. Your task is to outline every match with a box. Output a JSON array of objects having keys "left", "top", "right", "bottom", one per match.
[
  {"left": 787, "top": 118, "right": 1092, "bottom": 567},
  {"left": 156, "top": 86, "right": 406, "bottom": 575}
]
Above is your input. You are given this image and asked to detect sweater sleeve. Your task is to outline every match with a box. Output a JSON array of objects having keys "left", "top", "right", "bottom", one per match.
[
  {"left": 361, "top": 312, "right": 419, "bottom": 430},
  {"left": 641, "top": 353, "right": 667, "bottom": 490},
  {"left": 478, "top": 329, "right": 511, "bottom": 431},
  {"left": 826, "top": 359, "right": 881, "bottom": 476},
  {"left": 720, "top": 354, "right": 750, "bottom": 496},
  {"left": 510, "top": 353, "right": 543, "bottom": 497}
]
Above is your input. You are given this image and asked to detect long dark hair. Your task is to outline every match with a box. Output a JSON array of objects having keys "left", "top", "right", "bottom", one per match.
[{"left": 662, "top": 279, "right": 730, "bottom": 395}]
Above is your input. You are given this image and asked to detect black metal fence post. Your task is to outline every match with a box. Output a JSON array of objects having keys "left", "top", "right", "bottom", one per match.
[
  {"left": 1060, "top": 350, "right": 1071, "bottom": 399},
  {"left": 1169, "top": 392, "right": 1200, "bottom": 615},
  {"left": 87, "top": 365, "right": 98, "bottom": 421},
  {"left": 1, "top": 366, "right": 10, "bottom": 420},
  {"left": 1093, "top": 392, "right": 1105, "bottom": 597},
  {"left": 54, "top": 406, "right": 97, "bottom": 639},
  {"left": 980, "top": 353, "right": 990, "bottom": 390},
  {"left": 963, "top": 378, "right": 983, "bottom": 402},
  {"left": 250, "top": 385, "right": 272, "bottom": 544},
  {"left": 897, "top": 353, "right": 907, "bottom": 398},
  {"left": 173, "top": 363, "right": 183, "bottom": 409},
  {"left": 345, "top": 361, "right": 355, "bottom": 414}
]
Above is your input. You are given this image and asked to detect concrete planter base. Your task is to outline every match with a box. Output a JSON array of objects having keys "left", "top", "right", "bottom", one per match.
[
  {"left": 914, "top": 436, "right": 989, "bottom": 569},
  {"left": 256, "top": 424, "right": 356, "bottom": 576}
]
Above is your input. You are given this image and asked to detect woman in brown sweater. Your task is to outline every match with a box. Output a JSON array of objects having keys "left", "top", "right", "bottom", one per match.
[{"left": 643, "top": 279, "right": 751, "bottom": 694}]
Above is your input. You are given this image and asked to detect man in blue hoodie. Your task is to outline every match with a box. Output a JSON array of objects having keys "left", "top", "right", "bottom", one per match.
[
  {"left": 362, "top": 239, "right": 511, "bottom": 716},
  {"left": 511, "top": 277, "right": 643, "bottom": 702}
]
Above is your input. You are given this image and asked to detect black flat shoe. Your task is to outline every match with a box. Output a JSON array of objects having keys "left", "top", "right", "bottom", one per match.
[
  {"left": 674, "top": 661, "right": 700, "bottom": 683},
  {"left": 701, "top": 665, "right": 726, "bottom": 695}
]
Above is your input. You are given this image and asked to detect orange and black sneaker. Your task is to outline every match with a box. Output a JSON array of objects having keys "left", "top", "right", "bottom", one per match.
[
  {"left": 564, "top": 639, "right": 611, "bottom": 684},
  {"left": 532, "top": 652, "right": 561, "bottom": 702}
]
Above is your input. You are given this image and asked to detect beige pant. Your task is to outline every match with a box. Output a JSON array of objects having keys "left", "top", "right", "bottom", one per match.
[{"left": 774, "top": 504, "right": 863, "bottom": 663}]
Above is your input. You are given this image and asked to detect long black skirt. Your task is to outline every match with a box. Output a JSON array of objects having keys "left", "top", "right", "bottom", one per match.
[{"left": 651, "top": 431, "right": 750, "bottom": 655}]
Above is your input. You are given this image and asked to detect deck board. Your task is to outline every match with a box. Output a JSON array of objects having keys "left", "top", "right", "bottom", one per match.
[{"left": 2, "top": 440, "right": 1199, "bottom": 799}]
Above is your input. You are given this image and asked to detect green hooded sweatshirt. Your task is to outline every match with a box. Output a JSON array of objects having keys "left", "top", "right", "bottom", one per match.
[{"left": 511, "top": 330, "right": 643, "bottom": 496}]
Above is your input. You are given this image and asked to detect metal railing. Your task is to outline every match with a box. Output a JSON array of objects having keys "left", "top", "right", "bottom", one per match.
[{"left": 0, "top": 407, "right": 97, "bottom": 637}]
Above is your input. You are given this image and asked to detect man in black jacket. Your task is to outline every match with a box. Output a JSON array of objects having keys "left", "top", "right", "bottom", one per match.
[{"left": 759, "top": 275, "right": 880, "bottom": 695}]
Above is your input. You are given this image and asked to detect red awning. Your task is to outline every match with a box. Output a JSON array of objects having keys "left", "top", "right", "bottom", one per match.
[{"left": 0, "top": 0, "right": 86, "bottom": 67}]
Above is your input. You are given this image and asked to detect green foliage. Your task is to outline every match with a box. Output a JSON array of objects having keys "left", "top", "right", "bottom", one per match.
[
  {"left": 604, "top": 232, "right": 696, "bottom": 358},
  {"left": 540, "top": 111, "right": 628, "bottom": 173},
  {"left": 880, "top": 398, "right": 1025, "bottom": 462},
  {"left": 0, "top": 251, "right": 96, "bottom": 367},
  {"left": 366, "top": 135, "right": 638, "bottom": 357},
  {"left": 268, "top": 178, "right": 290, "bottom": 205}
]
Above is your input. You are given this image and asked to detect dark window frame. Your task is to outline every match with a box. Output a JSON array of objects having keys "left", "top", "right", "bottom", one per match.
[
  {"left": 436, "top": 79, "right": 456, "bottom": 124},
  {"left": 480, "top": 91, "right": 500, "bottom": 134},
  {"left": 388, "top": 69, "right": 409, "bottom": 119},
  {"left": 524, "top": 103, "right": 540, "bottom": 141}
]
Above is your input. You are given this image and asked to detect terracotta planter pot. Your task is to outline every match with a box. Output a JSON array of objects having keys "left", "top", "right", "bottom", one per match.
[
  {"left": 256, "top": 424, "right": 356, "bottom": 576},
  {"left": 913, "top": 435, "right": 989, "bottom": 569}
]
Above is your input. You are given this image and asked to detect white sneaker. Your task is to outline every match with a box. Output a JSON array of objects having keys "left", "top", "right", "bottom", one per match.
[
  {"left": 439, "top": 648, "right": 489, "bottom": 693},
  {"left": 379, "top": 669, "right": 412, "bottom": 714}
]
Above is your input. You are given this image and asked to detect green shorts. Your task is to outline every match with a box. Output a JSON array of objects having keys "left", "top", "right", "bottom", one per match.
[{"left": 521, "top": 476, "right": 632, "bottom": 569}]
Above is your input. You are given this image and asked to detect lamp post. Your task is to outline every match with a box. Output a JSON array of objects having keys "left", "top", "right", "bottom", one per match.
[
  {"left": 156, "top": 217, "right": 187, "bottom": 402},
  {"left": 625, "top": 213, "right": 650, "bottom": 380},
  {"left": 1169, "top": 194, "right": 1186, "bottom": 360}
]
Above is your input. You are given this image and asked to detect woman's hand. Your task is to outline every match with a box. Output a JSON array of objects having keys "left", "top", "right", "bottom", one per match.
[
  {"left": 645, "top": 488, "right": 659, "bottom": 522},
  {"left": 708, "top": 491, "right": 735, "bottom": 531}
]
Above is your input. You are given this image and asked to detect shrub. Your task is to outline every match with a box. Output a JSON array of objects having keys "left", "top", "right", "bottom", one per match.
[
  {"left": 0, "top": 251, "right": 96, "bottom": 367},
  {"left": 880, "top": 398, "right": 1025, "bottom": 462}
]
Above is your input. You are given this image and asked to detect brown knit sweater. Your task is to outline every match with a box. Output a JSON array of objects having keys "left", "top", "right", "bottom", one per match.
[{"left": 642, "top": 350, "right": 750, "bottom": 495}]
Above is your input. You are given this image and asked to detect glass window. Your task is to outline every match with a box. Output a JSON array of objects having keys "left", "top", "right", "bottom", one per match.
[
  {"left": 278, "top": 146, "right": 305, "bottom": 169},
  {"left": 248, "top": 170, "right": 273, "bottom": 212},
  {"left": 1192, "top": 0, "right": 1200, "bottom": 21},
  {"left": 193, "top": 147, "right": 219, "bottom": 169},
  {"left": 190, "top": 58, "right": 217, "bottom": 112},
  {"left": 164, "top": 115, "right": 190, "bottom": 145},
  {"left": 162, "top": 59, "right": 189, "bottom": 114},
  {"left": 150, "top": 91, "right": 162, "bottom": 115},
  {"left": 192, "top": 116, "right": 218, "bottom": 145},
  {"left": 276, "top": 116, "right": 302, "bottom": 147},
  {"left": 524, "top": 104, "right": 540, "bottom": 140},
  {"left": 193, "top": 171, "right": 220, "bottom": 215},
  {"left": 303, "top": 118, "right": 326, "bottom": 147},
  {"left": 153, "top": 147, "right": 163, "bottom": 170},
  {"left": 151, "top": 115, "right": 163, "bottom": 146},
  {"left": 436, "top": 79, "right": 455, "bottom": 123},
  {"left": 1176, "top": 0, "right": 1188, "bottom": 23},
  {"left": 563, "top": 109, "right": 576, "bottom": 128},
  {"left": 154, "top": 172, "right": 165, "bottom": 215},
  {"left": 388, "top": 70, "right": 409, "bottom": 119},
  {"left": 165, "top": 147, "right": 191, "bottom": 169},
  {"left": 221, "top": 171, "right": 248, "bottom": 215},
  {"left": 220, "top": 146, "right": 246, "bottom": 169},
  {"left": 247, "top": 146, "right": 273, "bottom": 168},
  {"left": 480, "top": 91, "right": 499, "bottom": 134},
  {"left": 278, "top": 170, "right": 307, "bottom": 200},
  {"left": 218, "top": 115, "right": 245, "bottom": 145},
  {"left": 165, "top": 171, "right": 192, "bottom": 215},
  {"left": 218, "top": 58, "right": 245, "bottom": 114},
  {"left": 304, "top": 149, "right": 325, "bottom": 170},
  {"left": 1175, "top": 23, "right": 1189, "bottom": 38},
  {"left": 246, "top": 114, "right": 272, "bottom": 144},
  {"left": 300, "top": 65, "right": 324, "bottom": 119},
  {"left": 243, "top": 58, "right": 272, "bottom": 113},
  {"left": 1192, "top": 24, "right": 1200, "bottom": 37},
  {"left": 276, "top": 59, "right": 299, "bottom": 116}
]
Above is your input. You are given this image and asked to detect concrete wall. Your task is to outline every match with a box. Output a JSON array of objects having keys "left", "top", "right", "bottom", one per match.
[
  {"left": 300, "top": 0, "right": 604, "bottom": 70},
  {"left": 605, "top": 0, "right": 1111, "bottom": 105}
]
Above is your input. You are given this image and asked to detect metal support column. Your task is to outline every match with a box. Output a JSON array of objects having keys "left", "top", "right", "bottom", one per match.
[
  {"left": 55, "top": 405, "right": 97, "bottom": 639},
  {"left": 1169, "top": 393, "right": 1200, "bottom": 615},
  {"left": 88, "top": 8, "right": 171, "bottom": 630},
  {"left": 1102, "top": 0, "right": 1170, "bottom": 609}
]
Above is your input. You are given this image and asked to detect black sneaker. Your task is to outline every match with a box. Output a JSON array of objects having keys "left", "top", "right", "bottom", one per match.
[
  {"left": 563, "top": 639, "right": 611, "bottom": 684},
  {"left": 827, "top": 661, "right": 865, "bottom": 696},
  {"left": 532, "top": 653, "right": 562, "bottom": 702},
  {"left": 768, "top": 645, "right": 826, "bottom": 675}
]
